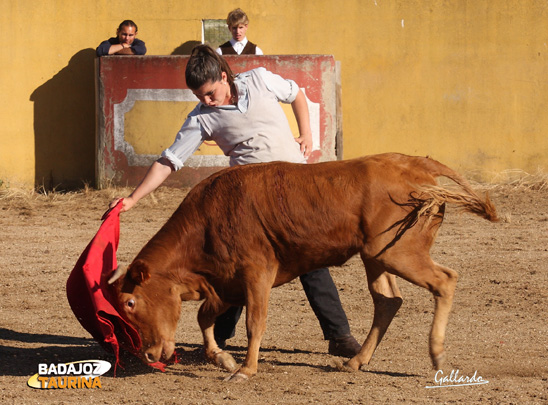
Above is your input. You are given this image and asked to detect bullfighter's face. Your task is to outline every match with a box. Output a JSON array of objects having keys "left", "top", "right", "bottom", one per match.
[
  {"left": 191, "top": 72, "right": 231, "bottom": 107},
  {"left": 111, "top": 261, "right": 182, "bottom": 364}
]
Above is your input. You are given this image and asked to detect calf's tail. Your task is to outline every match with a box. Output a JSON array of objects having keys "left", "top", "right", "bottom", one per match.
[
  {"left": 415, "top": 157, "right": 499, "bottom": 223},
  {"left": 414, "top": 184, "right": 499, "bottom": 223},
  {"left": 375, "top": 157, "right": 498, "bottom": 259}
]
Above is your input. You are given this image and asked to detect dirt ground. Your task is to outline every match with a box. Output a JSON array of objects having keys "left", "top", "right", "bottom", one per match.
[{"left": 1, "top": 180, "right": 547, "bottom": 404}]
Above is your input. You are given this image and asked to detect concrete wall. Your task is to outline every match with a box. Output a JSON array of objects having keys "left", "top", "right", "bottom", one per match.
[{"left": 2, "top": 0, "right": 548, "bottom": 188}]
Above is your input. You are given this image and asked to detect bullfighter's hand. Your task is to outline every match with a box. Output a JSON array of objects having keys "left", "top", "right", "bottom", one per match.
[
  {"left": 295, "top": 132, "right": 313, "bottom": 158},
  {"left": 109, "top": 197, "right": 135, "bottom": 212}
]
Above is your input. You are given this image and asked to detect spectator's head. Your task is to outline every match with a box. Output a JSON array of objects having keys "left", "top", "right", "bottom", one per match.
[
  {"left": 116, "top": 20, "right": 138, "bottom": 46},
  {"left": 226, "top": 8, "right": 249, "bottom": 42}
]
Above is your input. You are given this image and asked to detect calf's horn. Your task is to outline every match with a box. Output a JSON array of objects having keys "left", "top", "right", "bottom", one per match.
[{"left": 108, "top": 266, "right": 128, "bottom": 284}]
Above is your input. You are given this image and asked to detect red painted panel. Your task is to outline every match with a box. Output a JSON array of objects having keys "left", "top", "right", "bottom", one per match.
[{"left": 96, "top": 55, "right": 340, "bottom": 188}]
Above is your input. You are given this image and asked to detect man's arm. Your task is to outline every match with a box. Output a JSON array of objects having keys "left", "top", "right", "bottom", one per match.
[{"left": 291, "top": 90, "right": 313, "bottom": 158}]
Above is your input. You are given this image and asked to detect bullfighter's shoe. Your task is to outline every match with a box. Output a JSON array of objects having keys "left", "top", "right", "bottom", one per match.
[{"left": 328, "top": 335, "right": 362, "bottom": 358}]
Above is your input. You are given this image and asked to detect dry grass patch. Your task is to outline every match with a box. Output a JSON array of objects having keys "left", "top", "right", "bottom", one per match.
[{"left": 468, "top": 169, "right": 548, "bottom": 192}]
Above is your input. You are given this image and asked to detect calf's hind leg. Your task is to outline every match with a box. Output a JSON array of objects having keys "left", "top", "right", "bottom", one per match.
[
  {"left": 425, "top": 263, "right": 458, "bottom": 369},
  {"left": 376, "top": 252, "right": 458, "bottom": 370},
  {"left": 344, "top": 260, "right": 403, "bottom": 371}
]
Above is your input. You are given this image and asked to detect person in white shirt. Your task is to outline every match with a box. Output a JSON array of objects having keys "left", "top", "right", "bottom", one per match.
[
  {"left": 109, "top": 44, "right": 361, "bottom": 358},
  {"left": 215, "top": 8, "right": 264, "bottom": 56}
]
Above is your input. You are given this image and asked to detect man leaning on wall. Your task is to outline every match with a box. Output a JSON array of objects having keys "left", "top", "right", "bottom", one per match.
[{"left": 96, "top": 20, "right": 147, "bottom": 56}]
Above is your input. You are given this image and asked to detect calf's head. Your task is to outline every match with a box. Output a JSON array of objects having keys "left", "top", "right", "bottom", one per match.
[{"left": 108, "top": 259, "right": 200, "bottom": 364}]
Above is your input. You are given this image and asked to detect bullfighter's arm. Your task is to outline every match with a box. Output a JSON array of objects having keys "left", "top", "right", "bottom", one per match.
[
  {"left": 109, "top": 157, "right": 174, "bottom": 212},
  {"left": 291, "top": 90, "right": 313, "bottom": 158}
]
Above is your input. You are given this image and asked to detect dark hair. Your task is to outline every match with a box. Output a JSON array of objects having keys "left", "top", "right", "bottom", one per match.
[
  {"left": 118, "top": 20, "right": 138, "bottom": 32},
  {"left": 185, "top": 45, "right": 235, "bottom": 90}
]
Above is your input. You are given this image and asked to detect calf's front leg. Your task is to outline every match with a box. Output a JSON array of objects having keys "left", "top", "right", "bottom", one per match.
[
  {"left": 225, "top": 280, "right": 272, "bottom": 382},
  {"left": 197, "top": 301, "right": 238, "bottom": 372}
]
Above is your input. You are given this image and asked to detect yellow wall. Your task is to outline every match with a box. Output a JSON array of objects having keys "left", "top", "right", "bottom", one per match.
[{"left": 2, "top": 0, "right": 548, "bottom": 188}]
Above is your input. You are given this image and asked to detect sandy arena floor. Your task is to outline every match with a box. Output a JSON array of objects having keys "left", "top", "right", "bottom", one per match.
[{"left": 0, "top": 181, "right": 547, "bottom": 404}]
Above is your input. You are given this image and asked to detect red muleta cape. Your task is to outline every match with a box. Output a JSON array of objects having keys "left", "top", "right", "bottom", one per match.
[
  {"left": 66, "top": 202, "right": 177, "bottom": 372},
  {"left": 66, "top": 202, "right": 141, "bottom": 367}
]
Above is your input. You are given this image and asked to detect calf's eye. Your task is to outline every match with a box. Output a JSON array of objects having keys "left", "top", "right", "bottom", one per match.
[{"left": 126, "top": 299, "right": 136, "bottom": 309}]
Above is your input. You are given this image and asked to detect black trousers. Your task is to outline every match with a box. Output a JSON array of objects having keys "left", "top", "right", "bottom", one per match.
[{"left": 214, "top": 267, "right": 351, "bottom": 342}]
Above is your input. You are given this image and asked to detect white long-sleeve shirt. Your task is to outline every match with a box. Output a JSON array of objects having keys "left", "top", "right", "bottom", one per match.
[{"left": 162, "top": 68, "right": 305, "bottom": 169}]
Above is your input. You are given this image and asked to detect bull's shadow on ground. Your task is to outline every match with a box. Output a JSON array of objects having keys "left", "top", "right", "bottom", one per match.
[
  {"left": 0, "top": 327, "right": 142, "bottom": 378},
  {"left": 0, "top": 325, "right": 420, "bottom": 379},
  {"left": 0, "top": 327, "right": 100, "bottom": 377},
  {"left": 99, "top": 343, "right": 335, "bottom": 378},
  {"left": 263, "top": 355, "right": 420, "bottom": 378},
  {"left": 0, "top": 328, "right": 91, "bottom": 346},
  {"left": 0, "top": 327, "right": 196, "bottom": 378},
  {"left": 0, "top": 328, "right": 421, "bottom": 379},
  {"left": 172, "top": 343, "right": 421, "bottom": 378}
]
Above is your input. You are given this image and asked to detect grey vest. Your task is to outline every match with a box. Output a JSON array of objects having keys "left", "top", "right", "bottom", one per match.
[{"left": 197, "top": 69, "right": 306, "bottom": 166}]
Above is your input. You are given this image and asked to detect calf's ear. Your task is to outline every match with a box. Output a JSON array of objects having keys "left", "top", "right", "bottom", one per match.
[{"left": 128, "top": 259, "right": 151, "bottom": 285}]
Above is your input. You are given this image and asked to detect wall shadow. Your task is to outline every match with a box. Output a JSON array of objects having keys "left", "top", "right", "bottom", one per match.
[
  {"left": 171, "top": 40, "right": 202, "bottom": 55},
  {"left": 30, "top": 48, "right": 96, "bottom": 190}
]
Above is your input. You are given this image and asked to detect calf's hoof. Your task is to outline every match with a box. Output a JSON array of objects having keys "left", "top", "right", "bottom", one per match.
[
  {"left": 224, "top": 371, "right": 249, "bottom": 382},
  {"left": 333, "top": 358, "right": 360, "bottom": 373},
  {"left": 431, "top": 351, "right": 446, "bottom": 370},
  {"left": 213, "top": 351, "right": 238, "bottom": 372}
]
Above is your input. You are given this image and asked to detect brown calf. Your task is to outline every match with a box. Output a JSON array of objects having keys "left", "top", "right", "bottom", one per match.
[{"left": 109, "top": 153, "right": 498, "bottom": 381}]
